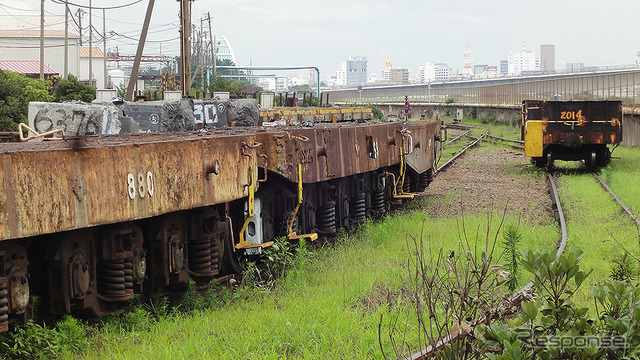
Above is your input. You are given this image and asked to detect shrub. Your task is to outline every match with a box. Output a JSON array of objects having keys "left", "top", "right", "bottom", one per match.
[
  {"left": 51, "top": 74, "right": 96, "bottom": 103},
  {"left": 0, "top": 70, "right": 52, "bottom": 131}
]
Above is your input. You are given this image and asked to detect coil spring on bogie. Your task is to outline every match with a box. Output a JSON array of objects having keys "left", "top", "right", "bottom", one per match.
[
  {"left": 350, "top": 197, "right": 366, "bottom": 222},
  {"left": 426, "top": 168, "right": 434, "bottom": 182},
  {"left": 316, "top": 204, "right": 336, "bottom": 234},
  {"left": 371, "top": 189, "right": 385, "bottom": 214},
  {"left": 418, "top": 172, "right": 430, "bottom": 192},
  {"left": 189, "top": 236, "right": 219, "bottom": 274},
  {"left": 403, "top": 174, "right": 411, "bottom": 193},
  {"left": 98, "top": 259, "right": 134, "bottom": 298},
  {"left": 0, "top": 282, "right": 8, "bottom": 325}
]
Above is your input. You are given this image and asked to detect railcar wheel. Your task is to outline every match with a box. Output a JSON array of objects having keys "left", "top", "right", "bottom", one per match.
[
  {"left": 596, "top": 147, "right": 611, "bottom": 167},
  {"left": 545, "top": 151, "right": 554, "bottom": 171},
  {"left": 587, "top": 151, "right": 597, "bottom": 172},
  {"left": 533, "top": 157, "right": 545, "bottom": 168}
]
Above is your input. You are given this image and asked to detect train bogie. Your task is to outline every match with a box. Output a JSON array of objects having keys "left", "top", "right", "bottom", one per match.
[
  {"left": 522, "top": 100, "right": 622, "bottom": 170},
  {"left": 0, "top": 103, "right": 439, "bottom": 329}
]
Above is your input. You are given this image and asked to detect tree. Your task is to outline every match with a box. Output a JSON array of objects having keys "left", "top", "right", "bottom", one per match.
[
  {"left": 0, "top": 70, "right": 52, "bottom": 131},
  {"left": 51, "top": 74, "right": 96, "bottom": 103}
]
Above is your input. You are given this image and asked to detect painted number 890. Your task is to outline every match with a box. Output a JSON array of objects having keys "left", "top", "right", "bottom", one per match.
[{"left": 127, "top": 172, "right": 155, "bottom": 200}]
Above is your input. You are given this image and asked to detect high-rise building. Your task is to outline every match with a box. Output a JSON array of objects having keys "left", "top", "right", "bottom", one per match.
[
  {"left": 540, "top": 44, "right": 555, "bottom": 71},
  {"left": 422, "top": 61, "right": 450, "bottom": 82},
  {"left": 389, "top": 68, "right": 410, "bottom": 84},
  {"left": 507, "top": 43, "right": 539, "bottom": 75},
  {"left": 473, "top": 64, "right": 488, "bottom": 76},
  {"left": 499, "top": 60, "right": 509, "bottom": 75},
  {"left": 345, "top": 56, "right": 367, "bottom": 85}
]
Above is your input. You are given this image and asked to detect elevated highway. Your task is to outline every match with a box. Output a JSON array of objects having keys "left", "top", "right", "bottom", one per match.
[{"left": 324, "top": 66, "right": 640, "bottom": 145}]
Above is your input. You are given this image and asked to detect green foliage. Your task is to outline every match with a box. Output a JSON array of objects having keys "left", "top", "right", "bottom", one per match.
[
  {"left": 51, "top": 74, "right": 96, "bottom": 103},
  {"left": 0, "top": 70, "right": 53, "bottom": 131},
  {"left": 445, "top": 97, "right": 455, "bottom": 104},
  {"left": 0, "top": 311, "right": 89, "bottom": 360},
  {"left": 502, "top": 224, "right": 523, "bottom": 291},
  {"left": 480, "top": 249, "right": 640, "bottom": 359},
  {"left": 54, "top": 315, "right": 90, "bottom": 356},
  {"left": 610, "top": 252, "right": 636, "bottom": 282},
  {"left": 208, "top": 74, "right": 250, "bottom": 96},
  {"left": 0, "top": 320, "right": 60, "bottom": 359},
  {"left": 371, "top": 106, "right": 384, "bottom": 121},
  {"left": 114, "top": 82, "right": 127, "bottom": 99}
]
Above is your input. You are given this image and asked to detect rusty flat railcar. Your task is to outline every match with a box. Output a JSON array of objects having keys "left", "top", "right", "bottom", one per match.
[
  {"left": 0, "top": 117, "right": 439, "bottom": 330},
  {"left": 522, "top": 100, "right": 622, "bottom": 170}
]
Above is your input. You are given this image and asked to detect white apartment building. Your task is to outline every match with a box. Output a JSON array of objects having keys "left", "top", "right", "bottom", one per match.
[
  {"left": 507, "top": 49, "right": 539, "bottom": 75},
  {"left": 421, "top": 61, "right": 450, "bottom": 82}
]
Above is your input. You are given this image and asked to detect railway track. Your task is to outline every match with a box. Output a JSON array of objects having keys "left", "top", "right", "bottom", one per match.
[
  {"left": 406, "top": 150, "right": 574, "bottom": 360},
  {"left": 409, "top": 160, "right": 640, "bottom": 359}
]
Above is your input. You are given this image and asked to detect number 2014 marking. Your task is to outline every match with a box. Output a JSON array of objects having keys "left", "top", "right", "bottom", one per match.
[
  {"left": 560, "top": 110, "right": 584, "bottom": 120},
  {"left": 127, "top": 171, "right": 154, "bottom": 200}
]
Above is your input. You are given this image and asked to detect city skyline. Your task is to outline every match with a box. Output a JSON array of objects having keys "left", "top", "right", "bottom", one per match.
[{"left": 4, "top": 0, "right": 640, "bottom": 82}]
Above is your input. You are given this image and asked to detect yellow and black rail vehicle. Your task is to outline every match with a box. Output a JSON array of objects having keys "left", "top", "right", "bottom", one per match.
[
  {"left": 522, "top": 100, "right": 622, "bottom": 170},
  {"left": 0, "top": 107, "right": 439, "bottom": 331}
]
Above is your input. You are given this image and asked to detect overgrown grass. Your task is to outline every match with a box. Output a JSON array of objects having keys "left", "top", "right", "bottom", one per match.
[
  {"left": 599, "top": 146, "right": 640, "bottom": 220},
  {"left": 552, "top": 158, "right": 640, "bottom": 307},
  {"left": 72, "top": 209, "right": 556, "bottom": 359}
]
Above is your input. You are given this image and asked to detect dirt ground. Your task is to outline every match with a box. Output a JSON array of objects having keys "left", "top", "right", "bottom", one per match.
[{"left": 417, "top": 146, "right": 554, "bottom": 224}]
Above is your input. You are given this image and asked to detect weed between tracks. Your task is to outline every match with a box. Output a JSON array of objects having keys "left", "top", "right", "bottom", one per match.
[{"left": 5, "top": 141, "right": 639, "bottom": 359}]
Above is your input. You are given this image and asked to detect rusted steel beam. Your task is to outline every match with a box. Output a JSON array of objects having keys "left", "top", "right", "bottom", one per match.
[
  {"left": 257, "top": 122, "right": 438, "bottom": 183},
  {"left": 0, "top": 132, "right": 257, "bottom": 240},
  {"left": 0, "top": 121, "right": 439, "bottom": 242}
]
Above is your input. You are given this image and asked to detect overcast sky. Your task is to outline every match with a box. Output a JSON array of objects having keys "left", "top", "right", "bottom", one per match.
[{"left": 7, "top": 0, "right": 640, "bottom": 80}]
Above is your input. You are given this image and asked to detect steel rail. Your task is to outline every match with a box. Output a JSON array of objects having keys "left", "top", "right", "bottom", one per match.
[
  {"left": 442, "top": 129, "right": 472, "bottom": 147},
  {"left": 485, "top": 134, "right": 524, "bottom": 145},
  {"left": 436, "top": 132, "right": 487, "bottom": 172},
  {"left": 592, "top": 173, "right": 640, "bottom": 228},
  {"left": 482, "top": 136, "right": 524, "bottom": 150}
]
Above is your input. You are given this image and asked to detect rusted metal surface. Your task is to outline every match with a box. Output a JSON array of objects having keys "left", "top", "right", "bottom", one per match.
[
  {"left": 523, "top": 100, "right": 622, "bottom": 147},
  {"left": 0, "top": 131, "right": 257, "bottom": 241},
  {"left": 257, "top": 121, "right": 439, "bottom": 184},
  {"left": 0, "top": 122, "right": 438, "bottom": 242}
]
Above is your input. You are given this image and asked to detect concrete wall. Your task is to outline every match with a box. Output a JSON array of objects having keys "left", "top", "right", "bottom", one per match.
[
  {"left": 380, "top": 103, "right": 521, "bottom": 126},
  {"left": 623, "top": 115, "right": 640, "bottom": 147}
]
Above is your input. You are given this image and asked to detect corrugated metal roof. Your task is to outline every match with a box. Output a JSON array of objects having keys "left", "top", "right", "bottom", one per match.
[
  {"left": 0, "top": 60, "right": 58, "bottom": 75},
  {"left": 79, "top": 46, "right": 104, "bottom": 58},
  {"left": 0, "top": 30, "right": 79, "bottom": 38}
]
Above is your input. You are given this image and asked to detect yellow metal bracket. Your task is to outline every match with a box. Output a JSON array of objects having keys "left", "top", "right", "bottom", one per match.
[
  {"left": 392, "top": 147, "right": 416, "bottom": 200},
  {"left": 236, "top": 170, "right": 274, "bottom": 250},
  {"left": 287, "top": 164, "right": 318, "bottom": 242}
]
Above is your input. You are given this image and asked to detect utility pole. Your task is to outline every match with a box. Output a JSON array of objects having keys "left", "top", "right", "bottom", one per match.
[
  {"left": 77, "top": 9, "right": 82, "bottom": 46},
  {"left": 179, "top": 0, "right": 192, "bottom": 98},
  {"left": 39, "top": 0, "right": 44, "bottom": 79},
  {"left": 207, "top": 12, "right": 214, "bottom": 77},
  {"left": 103, "top": 9, "right": 107, "bottom": 89},
  {"left": 89, "top": 0, "right": 93, "bottom": 87},
  {"left": 125, "top": 0, "right": 155, "bottom": 101},
  {"left": 64, "top": 2, "right": 68, "bottom": 79}
]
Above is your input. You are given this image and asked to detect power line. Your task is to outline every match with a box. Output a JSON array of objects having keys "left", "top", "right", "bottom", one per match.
[{"left": 49, "top": 0, "right": 144, "bottom": 10}]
